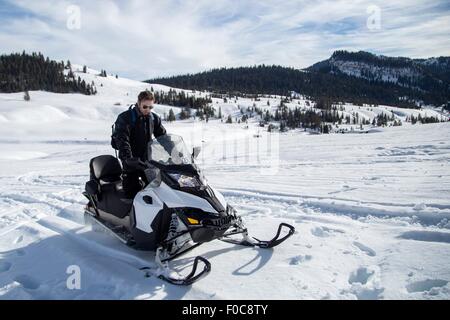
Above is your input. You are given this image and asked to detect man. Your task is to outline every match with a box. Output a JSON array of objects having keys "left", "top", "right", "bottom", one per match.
[{"left": 112, "top": 90, "right": 167, "bottom": 198}]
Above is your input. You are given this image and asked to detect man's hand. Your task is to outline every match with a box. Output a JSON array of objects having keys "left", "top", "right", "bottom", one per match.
[{"left": 124, "top": 157, "right": 147, "bottom": 171}]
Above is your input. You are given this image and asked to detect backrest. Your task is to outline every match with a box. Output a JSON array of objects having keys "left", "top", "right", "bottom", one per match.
[
  {"left": 111, "top": 105, "right": 137, "bottom": 150},
  {"left": 89, "top": 155, "right": 122, "bottom": 182}
]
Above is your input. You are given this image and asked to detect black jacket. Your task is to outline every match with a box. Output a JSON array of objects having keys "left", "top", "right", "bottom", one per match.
[{"left": 112, "top": 105, "right": 166, "bottom": 162}]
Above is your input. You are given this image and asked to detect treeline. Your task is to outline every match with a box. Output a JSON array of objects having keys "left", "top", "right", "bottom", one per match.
[
  {"left": 330, "top": 50, "right": 414, "bottom": 69},
  {"left": 257, "top": 103, "right": 356, "bottom": 132},
  {"left": 152, "top": 88, "right": 216, "bottom": 122},
  {"left": 406, "top": 114, "right": 442, "bottom": 125},
  {"left": 146, "top": 64, "right": 447, "bottom": 109},
  {"left": 0, "top": 51, "right": 96, "bottom": 95},
  {"left": 151, "top": 88, "right": 212, "bottom": 109},
  {"left": 234, "top": 101, "right": 445, "bottom": 133},
  {"left": 268, "top": 107, "right": 332, "bottom": 132},
  {"left": 163, "top": 105, "right": 216, "bottom": 122}
]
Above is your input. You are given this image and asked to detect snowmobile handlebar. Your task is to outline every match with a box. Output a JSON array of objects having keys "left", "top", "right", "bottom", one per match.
[{"left": 124, "top": 157, "right": 148, "bottom": 171}]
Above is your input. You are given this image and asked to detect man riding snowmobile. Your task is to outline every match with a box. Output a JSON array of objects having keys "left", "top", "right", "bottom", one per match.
[
  {"left": 83, "top": 95, "right": 295, "bottom": 285},
  {"left": 111, "top": 90, "right": 166, "bottom": 198}
]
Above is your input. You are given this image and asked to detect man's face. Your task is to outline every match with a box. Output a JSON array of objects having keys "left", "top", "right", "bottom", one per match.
[{"left": 138, "top": 99, "right": 154, "bottom": 116}]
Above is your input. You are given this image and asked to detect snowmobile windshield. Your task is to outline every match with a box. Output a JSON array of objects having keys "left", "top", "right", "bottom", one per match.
[{"left": 148, "top": 134, "right": 193, "bottom": 166}]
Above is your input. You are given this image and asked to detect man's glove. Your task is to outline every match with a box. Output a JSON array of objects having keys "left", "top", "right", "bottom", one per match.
[{"left": 123, "top": 157, "right": 147, "bottom": 172}]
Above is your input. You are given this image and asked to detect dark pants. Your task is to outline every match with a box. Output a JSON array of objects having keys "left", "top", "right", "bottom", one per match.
[{"left": 122, "top": 170, "right": 147, "bottom": 199}]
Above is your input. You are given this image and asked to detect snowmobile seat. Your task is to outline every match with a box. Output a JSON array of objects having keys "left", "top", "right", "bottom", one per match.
[
  {"left": 88, "top": 155, "right": 131, "bottom": 218},
  {"left": 89, "top": 155, "right": 122, "bottom": 184}
]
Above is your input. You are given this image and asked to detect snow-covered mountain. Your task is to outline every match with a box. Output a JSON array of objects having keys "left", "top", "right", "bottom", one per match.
[
  {"left": 0, "top": 65, "right": 449, "bottom": 300},
  {"left": 308, "top": 51, "right": 450, "bottom": 97},
  {"left": 148, "top": 52, "right": 450, "bottom": 109},
  {"left": 330, "top": 59, "right": 421, "bottom": 86}
]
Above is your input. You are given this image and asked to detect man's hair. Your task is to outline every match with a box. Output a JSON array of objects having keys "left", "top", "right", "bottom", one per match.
[{"left": 138, "top": 90, "right": 155, "bottom": 103}]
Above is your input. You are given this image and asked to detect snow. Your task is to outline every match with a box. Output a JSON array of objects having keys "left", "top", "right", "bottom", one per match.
[{"left": 0, "top": 71, "right": 449, "bottom": 300}]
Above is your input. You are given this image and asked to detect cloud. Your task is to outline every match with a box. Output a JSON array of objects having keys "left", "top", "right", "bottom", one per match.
[{"left": 0, "top": 0, "right": 449, "bottom": 80}]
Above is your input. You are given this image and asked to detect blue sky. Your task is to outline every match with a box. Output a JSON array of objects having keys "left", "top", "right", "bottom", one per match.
[{"left": 0, "top": 0, "right": 449, "bottom": 80}]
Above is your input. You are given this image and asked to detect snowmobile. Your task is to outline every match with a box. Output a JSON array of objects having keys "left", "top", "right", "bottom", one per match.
[{"left": 82, "top": 134, "right": 295, "bottom": 285}]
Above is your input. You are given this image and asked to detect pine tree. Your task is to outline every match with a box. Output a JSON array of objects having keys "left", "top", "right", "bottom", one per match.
[
  {"left": 179, "top": 107, "right": 191, "bottom": 120},
  {"left": 24, "top": 90, "right": 30, "bottom": 101},
  {"left": 196, "top": 109, "right": 205, "bottom": 120},
  {"left": 168, "top": 109, "right": 176, "bottom": 122}
]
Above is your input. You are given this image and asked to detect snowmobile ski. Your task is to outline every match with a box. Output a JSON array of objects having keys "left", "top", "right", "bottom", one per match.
[
  {"left": 220, "top": 222, "right": 295, "bottom": 248},
  {"left": 155, "top": 247, "right": 211, "bottom": 285}
]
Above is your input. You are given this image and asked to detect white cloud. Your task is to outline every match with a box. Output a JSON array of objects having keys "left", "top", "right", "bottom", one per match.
[{"left": 0, "top": 0, "right": 449, "bottom": 80}]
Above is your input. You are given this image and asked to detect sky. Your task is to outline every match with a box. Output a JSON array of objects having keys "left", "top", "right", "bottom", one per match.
[{"left": 0, "top": 0, "right": 449, "bottom": 80}]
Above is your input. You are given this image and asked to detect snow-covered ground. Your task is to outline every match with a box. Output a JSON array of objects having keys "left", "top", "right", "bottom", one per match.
[{"left": 0, "top": 69, "right": 449, "bottom": 300}]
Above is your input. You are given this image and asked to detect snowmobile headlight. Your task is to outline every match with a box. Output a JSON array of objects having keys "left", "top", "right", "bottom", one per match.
[
  {"left": 187, "top": 217, "right": 200, "bottom": 225},
  {"left": 168, "top": 173, "right": 201, "bottom": 188}
]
